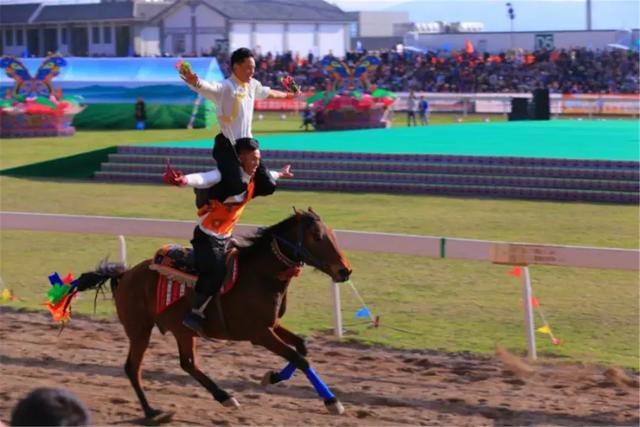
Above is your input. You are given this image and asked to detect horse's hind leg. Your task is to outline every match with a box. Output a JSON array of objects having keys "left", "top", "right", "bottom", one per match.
[
  {"left": 124, "top": 323, "right": 174, "bottom": 423},
  {"left": 253, "top": 328, "right": 345, "bottom": 415},
  {"left": 261, "top": 324, "right": 307, "bottom": 386},
  {"left": 173, "top": 331, "right": 240, "bottom": 409}
]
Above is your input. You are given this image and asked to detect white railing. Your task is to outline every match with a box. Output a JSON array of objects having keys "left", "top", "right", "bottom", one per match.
[{"left": 2, "top": 211, "right": 638, "bottom": 270}]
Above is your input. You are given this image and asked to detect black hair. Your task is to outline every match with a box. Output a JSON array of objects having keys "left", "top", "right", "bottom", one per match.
[
  {"left": 235, "top": 137, "right": 260, "bottom": 153},
  {"left": 230, "top": 48, "right": 254, "bottom": 67},
  {"left": 11, "top": 388, "right": 91, "bottom": 426}
]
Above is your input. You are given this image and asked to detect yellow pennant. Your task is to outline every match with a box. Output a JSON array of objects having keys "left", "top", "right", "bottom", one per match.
[
  {"left": 536, "top": 324, "right": 552, "bottom": 334},
  {"left": 0, "top": 289, "right": 13, "bottom": 301}
]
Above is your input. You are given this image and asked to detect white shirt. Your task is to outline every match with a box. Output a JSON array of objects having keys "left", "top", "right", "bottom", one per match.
[{"left": 190, "top": 75, "right": 271, "bottom": 142}]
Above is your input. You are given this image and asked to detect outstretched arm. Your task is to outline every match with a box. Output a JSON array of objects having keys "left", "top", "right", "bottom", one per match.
[
  {"left": 163, "top": 160, "right": 222, "bottom": 188},
  {"left": 272, "top": 164, "right": 294, "bottom": 179},
  {"left": 177, "top": 61, "right": 222, "bottom": 101},
  {"left": 265, "top": 75, "right": 301, "bottom": 99},
  {"left": 268, "top": 89, "right": 296, "bottom": 99}
]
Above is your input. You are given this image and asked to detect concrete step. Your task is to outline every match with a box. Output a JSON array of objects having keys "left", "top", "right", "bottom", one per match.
[
  {"left": 94, "top": 171, "right": 639, "bottom": 204},
  {"left": 106, "top": 154, "right": 640, "bottom": 181},
  {"left": 99, "top": 163, "right": 640, "bottom": 192}
]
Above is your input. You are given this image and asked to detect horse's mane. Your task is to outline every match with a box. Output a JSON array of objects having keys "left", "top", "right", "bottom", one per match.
[
  {"left": 237, "top": 211, "right": 318, "bottom": 260},
  {"left": 236, "top": 214, "right": 296, "bottom": 259}
]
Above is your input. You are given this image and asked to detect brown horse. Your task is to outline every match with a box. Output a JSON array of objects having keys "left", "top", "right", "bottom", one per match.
[{"left": 70, "top": 208, "right": 352, "bottom": 422}]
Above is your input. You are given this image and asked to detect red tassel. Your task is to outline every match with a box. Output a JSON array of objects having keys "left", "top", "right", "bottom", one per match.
[
  {"left": 509, "top": 267, "right": 523, "bottom": 277},
  {"left": 277, "top": 266, "right": 302, "bottom": 281}
]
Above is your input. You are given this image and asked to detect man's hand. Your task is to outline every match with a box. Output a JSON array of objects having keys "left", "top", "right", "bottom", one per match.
[
  {"left": 278, "top": 164, "right": 294, "bottom": 179},
  {"left": 281, "top": 75, "right": 301, "bottom": 95},
  {"left": 176, "top": 60, "right": 200, "bottom": 88},
  {"left": 163, "top": 159, "right": 188, "bottom": 186}
]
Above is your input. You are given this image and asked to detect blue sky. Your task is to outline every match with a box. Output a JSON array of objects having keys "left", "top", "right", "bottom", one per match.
[{"left": 332, "top": 0, "right": 640, "bottom": 31}]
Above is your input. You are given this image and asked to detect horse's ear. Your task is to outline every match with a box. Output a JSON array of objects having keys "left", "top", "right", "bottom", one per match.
[
  {"left": 292, "top": 206, "right": 303, "bottom": 217},
  {"left": 307, "top": 207, "right": 319, "bottom": 218}
]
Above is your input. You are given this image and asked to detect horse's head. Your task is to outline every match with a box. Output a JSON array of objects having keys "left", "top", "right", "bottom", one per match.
[{"left": 274, "top": 208, "right": 352, "bottom": 283}]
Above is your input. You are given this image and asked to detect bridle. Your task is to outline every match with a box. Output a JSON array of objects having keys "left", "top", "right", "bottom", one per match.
[{"left": 270, "top": 219, "right": 326, "bottom": 270}]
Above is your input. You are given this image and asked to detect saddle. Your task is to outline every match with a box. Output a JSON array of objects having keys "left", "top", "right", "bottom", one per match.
[{"left": 149, "top": 244, "right": 239, "bottom": 315}]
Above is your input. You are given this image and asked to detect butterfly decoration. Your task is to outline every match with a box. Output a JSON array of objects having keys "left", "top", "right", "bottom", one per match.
[
  {"left": 0, "top": 54, "right": 67, "bottom": 97},
  {"left": 320, "top": 55, "right": 381, "bottom": 91}
]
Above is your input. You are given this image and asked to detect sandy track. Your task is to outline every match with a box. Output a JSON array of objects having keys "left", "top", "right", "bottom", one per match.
[{"left": 0, "top": 306, "right": 637, "bottom": 426}]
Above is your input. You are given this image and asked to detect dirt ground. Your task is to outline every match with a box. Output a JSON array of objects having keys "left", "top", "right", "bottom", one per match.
[{"left": 0, "top": 306, "right": 637, "bottom": 426}]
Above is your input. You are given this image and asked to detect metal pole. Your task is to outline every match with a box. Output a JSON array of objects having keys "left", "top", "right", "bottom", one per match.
[
  {"left": 586, "top": 0, "right": 592, "bottom": 31},
  {"left": 331, "top": 281, "right": 343, "bottom": 338},
  {"left": 522, "top": 267, "right": 537, "bottom": 360},
  {"left": 118, "top": 235, "right": 127, "bottom": 267}
]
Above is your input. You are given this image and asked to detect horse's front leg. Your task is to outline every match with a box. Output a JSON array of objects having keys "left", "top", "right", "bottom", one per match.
[
  {"left": 252, "top": 328, "right": 344, "bottom": 415},
  {"left": 275, "top": 324, "right": 307, "bottom": 355},
  {"left": 261, "top": 324, "right": 307, "bottom": 386}
]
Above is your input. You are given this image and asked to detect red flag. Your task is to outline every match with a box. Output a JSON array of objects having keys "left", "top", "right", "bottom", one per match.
[
  {"left": 509, "top": 267, "right": 523, "bottom": 277},
  {"left": 531, "top": 296, "right": 540, "bottom": 308},
  {"left": 465, "top": 39, "right": 474, "bottom": 55},
  {"left": 551, "top": 337, "right": 561, "bottom": 345},
  {"left": 63, "top": 272, "right": 74, "bottom": 284}
]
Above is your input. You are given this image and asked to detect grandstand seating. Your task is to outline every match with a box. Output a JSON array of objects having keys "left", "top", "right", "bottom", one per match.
[{"left": 95, "top": 145, "right": 639, "bottom": 204}]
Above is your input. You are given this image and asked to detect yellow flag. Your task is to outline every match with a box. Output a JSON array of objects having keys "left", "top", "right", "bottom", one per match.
[
  {"left": 0, "top": 289, "right": 12, "bottom": 301},
  {"left": 536, "top": 324, "right": 551, "bottom": 334}
]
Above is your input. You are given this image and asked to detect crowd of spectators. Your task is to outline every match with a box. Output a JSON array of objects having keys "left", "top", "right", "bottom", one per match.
[{"left": 240, "top": 47, "right": 639, "bottom": 94}]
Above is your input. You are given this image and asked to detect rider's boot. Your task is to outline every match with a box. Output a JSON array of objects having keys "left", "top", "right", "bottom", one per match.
[{"left": 183, "top": 291, "right": 211, "bottom": 336}]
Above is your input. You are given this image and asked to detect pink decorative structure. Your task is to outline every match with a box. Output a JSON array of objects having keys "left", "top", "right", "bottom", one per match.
[
  {"left": 0, "top": 55, "right": 85, "bottom": 138},
  {"left": 306, "top": 55, "right": 396, "bottom": 131}
]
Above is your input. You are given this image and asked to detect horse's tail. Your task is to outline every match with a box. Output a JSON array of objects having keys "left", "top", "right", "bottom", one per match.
[{"left": 63, "top": 260, "right": 127, "bottom": 315}]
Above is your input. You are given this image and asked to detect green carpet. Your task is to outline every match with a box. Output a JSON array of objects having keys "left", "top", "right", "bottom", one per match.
[{"left": 144, "top": 120, "right": 640, "bottom": 161}]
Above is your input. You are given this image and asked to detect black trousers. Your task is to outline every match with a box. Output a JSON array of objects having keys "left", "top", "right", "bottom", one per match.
[
  {"left": 212, "top": 133, "right": 276, "bottom": 202},
  {"left": 192, "top": 226, "right": 228, "bottom": 296}
]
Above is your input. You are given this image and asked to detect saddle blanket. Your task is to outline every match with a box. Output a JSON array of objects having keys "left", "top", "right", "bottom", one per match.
[{"left": 150, "top": 244, "right": 239, "bottom": 315}]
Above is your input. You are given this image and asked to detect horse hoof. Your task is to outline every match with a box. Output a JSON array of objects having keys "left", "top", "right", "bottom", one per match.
[
  {"left": 261, "top": 371, "right": 275, "bottom": 386},
  {"left": 222, "top": 397, "right": 240, "bottom": 409},
  {"left": 325, "top": 399, "right": 345, "bottom": 415},
  {"left": 146, "top": 410, "right": 174, "bottom": 425}
]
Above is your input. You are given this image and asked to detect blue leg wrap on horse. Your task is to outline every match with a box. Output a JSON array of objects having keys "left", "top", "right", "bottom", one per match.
[
  {"left": 304, "top": 368, "right": 334, "bottom": 400},
  {"left": 278, "top": 362, "right": 297, "bottom": 381}
]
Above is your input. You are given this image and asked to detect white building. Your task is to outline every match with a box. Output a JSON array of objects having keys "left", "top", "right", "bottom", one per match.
[{"left": 0, "top": 0, "right": 353, "bottom": 57}]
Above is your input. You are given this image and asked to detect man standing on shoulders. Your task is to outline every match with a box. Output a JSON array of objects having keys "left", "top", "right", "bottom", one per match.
[{"left": 178, "top": 48, "right": 297, "bottom": 204}]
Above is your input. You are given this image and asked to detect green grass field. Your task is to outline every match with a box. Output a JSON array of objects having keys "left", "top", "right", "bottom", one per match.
[{"left": 0, "top": 116, "right": 638, "bottom": 368}]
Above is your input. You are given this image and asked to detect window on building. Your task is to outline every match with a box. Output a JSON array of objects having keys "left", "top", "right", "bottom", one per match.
[
  {"left": 172, "top": 33, "right": 186, "bottom": 54},
  {"left": 103, "top": 26, "right": 112, "bottom": 44},
  {"left": 6, "top": 30, "right": 13, "bottom": 46},
  {"left": 350, "top": 22, "right": 358, "bottom": 38},
  {"left": 92, "top": 26, "right": 101, "bottom": 44},
  {"left": 61, "top": 28, "right": 68, "bottom": 45},
  {"left": 16, "top": 29, "right": 23, "bottom": 45}
]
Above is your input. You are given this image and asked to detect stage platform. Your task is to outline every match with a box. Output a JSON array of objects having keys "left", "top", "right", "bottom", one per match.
[{"left": 95, "top": 120, "right": 640, "bottom": 204}]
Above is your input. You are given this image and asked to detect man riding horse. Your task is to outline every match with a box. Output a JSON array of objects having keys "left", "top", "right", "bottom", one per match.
[{"left": 164, "top": 138, "right": 293, "bottom": 335}]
